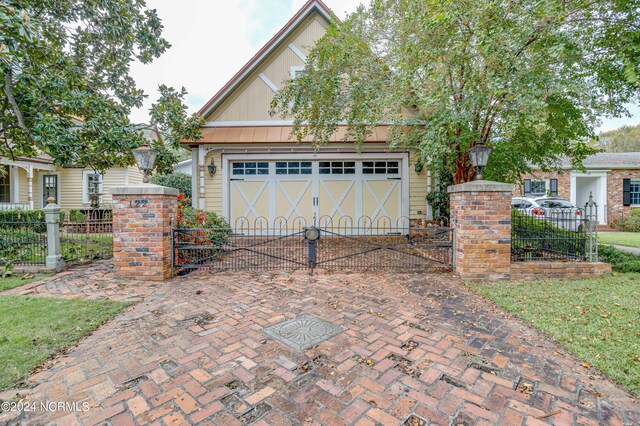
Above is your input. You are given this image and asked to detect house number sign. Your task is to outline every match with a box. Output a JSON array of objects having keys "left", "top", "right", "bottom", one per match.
[{"left": 132, "top": 198, "right": 149, "bottom": 208}]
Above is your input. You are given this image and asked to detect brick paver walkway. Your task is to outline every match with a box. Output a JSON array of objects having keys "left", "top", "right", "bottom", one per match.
[{"left": 1, "top": 263, "right": 638, "bottom": 425}]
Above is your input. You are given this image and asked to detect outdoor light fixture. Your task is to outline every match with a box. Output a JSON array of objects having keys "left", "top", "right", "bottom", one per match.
[
  {"left": 132, "top": 142, "right": 157, "bottom": 183},
  {"left": 467, "top": 144, "right": 492, "bottom": 180},
  {"left": 414, "top": 159, "right": 424, "bottom": 174},
  {"left": 207, "top": 158, "right": 217, "bottom": 176}
]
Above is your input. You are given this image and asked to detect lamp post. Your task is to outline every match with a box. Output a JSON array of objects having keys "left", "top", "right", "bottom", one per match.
[
  {"left": 467, "top": 144, "right": 492, "bottom": 180},
  {"left": 132, "top": 142, "right": 157, "bottom": 183}
]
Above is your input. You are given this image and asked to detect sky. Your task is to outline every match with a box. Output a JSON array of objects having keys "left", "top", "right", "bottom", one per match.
[{"left": 129, "top": 0, "right": 638, "bottom": 133}]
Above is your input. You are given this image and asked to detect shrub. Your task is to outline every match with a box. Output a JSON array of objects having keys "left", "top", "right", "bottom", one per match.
[
  {"left": 598, "top": 245, "right": 640, "bottom": 273},
  {"left": 629, "top": 209, "right": 640, "bottom": 218},
  {"left": 611, "top": 215, "right": 640, "bottom": 232},
  {"left": 69, "top": 209, "right": 86, "bottom": 223},
  {"left": 511, "top": 210, "right": 590, "bottom": 260},
  {"left": 175, "top": 194, "right": 231, "bottom": 267},
  {"left": 150, "top": 172, "right": 192, "bottom": 198}
]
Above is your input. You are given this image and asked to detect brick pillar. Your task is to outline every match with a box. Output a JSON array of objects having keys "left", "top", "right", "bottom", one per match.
[
  {"left": 448, "top": 181, "right": 515, "bottom": 280},
  {"left": 112, "top": 185, "right": 178, "bottom": 281}
]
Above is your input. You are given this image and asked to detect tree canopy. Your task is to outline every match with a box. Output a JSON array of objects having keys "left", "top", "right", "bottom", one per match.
[
  {"left": 596, "top": 124, "right": 640, "bottom": 152},
  {"left": 0, "top": 0, "right": 202, "bottom": 173},
  {"left": 272, "top": 0, "right": 640, "bottom": 183}
]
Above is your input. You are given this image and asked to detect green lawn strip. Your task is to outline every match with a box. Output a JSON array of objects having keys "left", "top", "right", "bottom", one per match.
[
  {"left": 471, "top": 274, "right": 640, "bottom": 397},
  {"left": 0, "top": 296, "right": 130, "bottom": 392},
  {"left": 598, "top": 245, "right": 640, "bottom": 273},
  {"left": 598, "top": 232, "right": 640, "bottom": 248},
  {"left": 0, "top": 273, "right": 52, "bottom": 292}
]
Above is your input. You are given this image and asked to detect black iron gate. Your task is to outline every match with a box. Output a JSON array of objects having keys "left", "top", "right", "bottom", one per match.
[{"left": 172, "top": 218, "right": 453, "bottom": 274}]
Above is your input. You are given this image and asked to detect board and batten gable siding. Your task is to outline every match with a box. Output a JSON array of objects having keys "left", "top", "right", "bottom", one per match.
[{"left": 206, "top": 12, "right": 328, "bottom": 123}]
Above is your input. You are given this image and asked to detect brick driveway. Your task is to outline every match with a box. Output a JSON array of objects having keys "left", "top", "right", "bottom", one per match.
[{"left": 1, "top": 263, "right": 639, "bottom": 425}]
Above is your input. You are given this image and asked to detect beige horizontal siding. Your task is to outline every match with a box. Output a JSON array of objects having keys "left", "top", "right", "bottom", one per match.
[
  {"left": 204, "top": 151, "right": 223, "bottom": 216},
  {"left": 408, "top": 151, "right": 428, "bottom": 219}
]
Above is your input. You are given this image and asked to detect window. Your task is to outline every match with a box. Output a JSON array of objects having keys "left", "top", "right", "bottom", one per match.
[
  {"left": 319, "top": 161, "right": 355, "bottom": 175},
  {"left": 290, "top": 66, "right": 305, "bottom": 79},
  {"left": 630, "top": 179, "right": 640, "bottom": 205},
  {"left": 0, "top": 165, "right": 9, "bottom": 203},
  {"left": 42, "top": 174, "right": 58, "bottom": 205},
  {"left": 275, "top": 161, "right": 312, "bottom": 175},
  {"left": 511, "top": 199, "right": 532, "bottom": 209},
  {"left": 83, "top": 170, "right": 103, "bottom": 204},
  {"left": 232, "top": 162, "right": 269, "bottom": 176},
  {"left": 538, "top": 200, "right": 574, "bottom": 209},
  {"left": 362, "top": 161, "right": 399, "bottom": 175},
  {"left": 524, "top": 179, "right": 558, "bottom": 197},
  {"left": 530, "top": 180, "right": 547, "bottom": 196}
]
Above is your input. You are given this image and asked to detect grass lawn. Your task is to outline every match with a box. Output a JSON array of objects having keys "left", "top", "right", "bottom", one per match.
[
  {"left": 471, "top": 274, "right": 640, "bottom": 397},
  {"left": 0, "top": 273, "right": 51, "bottom": 292},
  {"left": 0, "top": 296, "right": 129, "bottom": 392},
  {"left": 598, "top": 232, "right": 640, "bottom": 248}
]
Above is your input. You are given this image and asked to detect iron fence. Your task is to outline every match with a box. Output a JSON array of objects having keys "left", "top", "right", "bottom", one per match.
[
  {"left": 173, "top": 216, "right": 452, "bottom": 273},
  {"left": 511, "top": 200, "right": 598, "bottom": 262},
  {"left": 60, "top": 209, "right": 113, "bottom": 264},
  {"left": 0, "top": 211, "right": 47, "bottom": 265}
]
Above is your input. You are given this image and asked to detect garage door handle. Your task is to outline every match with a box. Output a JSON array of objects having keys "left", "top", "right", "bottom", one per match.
[
  {"left": 387, "top": 178, "right": 401, "bottom": 180},
  {"left": 230, "top": 178, "right": 245, "bottom": 181}
]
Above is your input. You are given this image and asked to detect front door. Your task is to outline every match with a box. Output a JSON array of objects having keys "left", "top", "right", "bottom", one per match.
[{"left": 42, "top": 174, "right": 58, "bottom": 205}]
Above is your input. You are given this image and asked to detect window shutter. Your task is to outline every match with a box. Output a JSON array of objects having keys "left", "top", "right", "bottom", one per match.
[
  {"left": 550, "top": 179, "right": 558, "bottom": 196},
  {"left": 623, "top": 178, "right": 631, "bottom": 206},
  {"left": 523, "top": 179, "right": 532, "bottom": 196}
]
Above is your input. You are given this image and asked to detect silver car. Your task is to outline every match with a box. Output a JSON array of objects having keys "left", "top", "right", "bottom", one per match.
[{"left": 512, "top": 196, "right": 585, "bottom": 231}]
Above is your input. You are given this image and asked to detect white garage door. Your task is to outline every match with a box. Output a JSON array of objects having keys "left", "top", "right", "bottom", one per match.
[{"left": 228, "top": 157, "right": 406, "bottom": 229}]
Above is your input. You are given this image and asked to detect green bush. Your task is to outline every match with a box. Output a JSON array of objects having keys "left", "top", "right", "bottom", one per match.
[
  {"left": 511, "top": 210, "right": 590, "bottom": 260},
  {"left": 629, "top": 209, "right": 640, "bottom": 218},
  {"left": 598, "top": 245, "right": 640, "bottom": 273},
  {"left": 69, "top": 209, "right": 86, "bottom": 223},
  {"left": 150, "top": 172, "right": 192, "bottom": 198},
  {"left": 611, "top": 215, "right": 640, "bottom": 232}
]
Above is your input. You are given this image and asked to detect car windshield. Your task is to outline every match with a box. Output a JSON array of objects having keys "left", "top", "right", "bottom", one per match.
[{"left": 537, "top": 200, "right": 575, "bottom": 209}]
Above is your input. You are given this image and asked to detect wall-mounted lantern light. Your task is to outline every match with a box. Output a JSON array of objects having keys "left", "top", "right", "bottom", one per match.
[
  {"left": 132, "top": 142, "right": 157, "bottom": 183},
  {"left": 414, "top": 159, "right": 424, "bottom": 174},
  {"left": 468, "top": 144, "right": 492, "bottom": 180},
  {"left": 207, "top": 158, "right": 217, "bottom": 177}
]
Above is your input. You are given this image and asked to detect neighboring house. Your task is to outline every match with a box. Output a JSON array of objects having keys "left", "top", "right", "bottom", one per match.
[
  {"left": 181, "top": 0, "right": 433, "bottom": 227},
  {"left": 0, "top": 155, "right": 145, "bottom": 211},
  {"left": 173, "top": 159, "right": 193, "bottom": 176},
  {"left": 518, "top": 152, "right": 640, "bottom": 224},
  {"left": 0, "top": 123, "right": 159, "bottom": 211}
]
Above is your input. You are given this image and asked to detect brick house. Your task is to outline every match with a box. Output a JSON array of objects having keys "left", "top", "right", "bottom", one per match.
[{"left": 517, "top": 152, "right": 640, "bottom": 224}]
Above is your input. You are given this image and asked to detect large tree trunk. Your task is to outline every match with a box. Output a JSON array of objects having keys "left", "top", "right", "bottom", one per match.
[{"left": 453, "top": 153, "right": 474, "bottom": 184}]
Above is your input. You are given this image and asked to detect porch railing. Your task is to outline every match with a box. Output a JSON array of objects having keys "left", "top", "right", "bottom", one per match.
[{"left": 0, "top": 202, "right": 31, "bottom": 211}]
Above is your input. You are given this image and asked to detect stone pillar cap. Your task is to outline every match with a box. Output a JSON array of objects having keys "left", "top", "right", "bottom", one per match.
[
  {"left": 448, "top": 180, "right": 515, "bottom": 193},
  {"left": 112, "top": 184, "right": 179, "bottom": 196}
]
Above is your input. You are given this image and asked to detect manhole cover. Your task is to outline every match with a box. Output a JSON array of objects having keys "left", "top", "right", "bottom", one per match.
[{"left": 263, "top": 315, "right": 342, "bottom": 351}]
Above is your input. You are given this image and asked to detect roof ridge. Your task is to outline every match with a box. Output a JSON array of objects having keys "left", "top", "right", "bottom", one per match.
[{"left": 197, "top": 0, "right": 336, "bottom": 118}]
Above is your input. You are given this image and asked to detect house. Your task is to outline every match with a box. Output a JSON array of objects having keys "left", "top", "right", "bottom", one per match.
[
  {"left": 0, "top": 123, "right": 159, "bottom": 211},
  {"left": 181, "top": 0, "right": 433, "bottom": 228},
  {"left": 0, "top": 155, "right": 145, "bottom": 211},
  {"left": 173, "top": 159, "right": 193, "bottom": 176},
  {"left": 518, "top": 152, "right": 640, "bottom": 224}
]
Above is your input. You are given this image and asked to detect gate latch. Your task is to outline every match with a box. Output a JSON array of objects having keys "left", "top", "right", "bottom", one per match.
[{"left": 304, "top": 226, "right": 321, "bottom": 270}]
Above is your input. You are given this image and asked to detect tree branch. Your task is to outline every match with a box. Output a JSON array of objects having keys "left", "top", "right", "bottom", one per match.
[{"left": 4, "top": 71, "right": 32, "bottom": 140}]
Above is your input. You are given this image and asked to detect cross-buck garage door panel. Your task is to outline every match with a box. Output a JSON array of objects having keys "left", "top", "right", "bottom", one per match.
[{"left": 228, "top": 159, "right": 406, "bottom": 227}]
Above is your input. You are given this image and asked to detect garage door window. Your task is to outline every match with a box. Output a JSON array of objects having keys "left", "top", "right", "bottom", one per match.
[
  {"left": 363, "top": 161, "right": 399, "bottom": 174},
  {"left": 319, "top": 161, "right": 356, "bottom": 175},
  {"left": 275, "top": 161, "right": 312, "bottom": 175},
  {"left": 232, "top": 162, "right": 269, "bottom": 176}
]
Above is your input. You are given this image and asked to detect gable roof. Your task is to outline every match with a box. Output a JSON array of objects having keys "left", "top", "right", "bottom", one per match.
[{"left": 198, "top": 0, "right": 335, "bottom": 119}]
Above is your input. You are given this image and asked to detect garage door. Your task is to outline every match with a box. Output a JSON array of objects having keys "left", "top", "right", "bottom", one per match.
[{"left": 228, "top": 159, "right": 405, "bottom": 229}]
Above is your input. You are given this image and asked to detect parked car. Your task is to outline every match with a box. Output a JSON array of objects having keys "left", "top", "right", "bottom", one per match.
[{"left": 512, "top": 196, "right": 585, "bottom": 231}]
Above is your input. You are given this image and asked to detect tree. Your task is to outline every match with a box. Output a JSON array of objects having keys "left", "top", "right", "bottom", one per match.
[
  {"left": 0, "top": 1, "right": 202, "bottom": 173},
  {"left": 272, "top": 0, "right": 640, "bottom": 184},
  {"left": 596, "top": 124, "right": 640, "bottom": 152}
]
